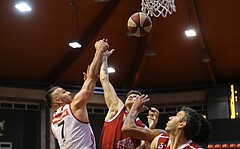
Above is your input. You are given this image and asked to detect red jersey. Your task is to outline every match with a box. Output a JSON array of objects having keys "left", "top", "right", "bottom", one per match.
[
  {"left": 100, "top": 105, "right": 146, "bottom": 149},
  {"left": 154, "top": 133, "right": 203, "bottom": 149}
]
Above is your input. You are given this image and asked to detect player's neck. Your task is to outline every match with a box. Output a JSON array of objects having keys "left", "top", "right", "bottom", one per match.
[
  {"left": 169, "top": 131, "right": 188, "bottom": 149},
  {"left": 52, "top": 103, "right": 64, "bottom": 111}
]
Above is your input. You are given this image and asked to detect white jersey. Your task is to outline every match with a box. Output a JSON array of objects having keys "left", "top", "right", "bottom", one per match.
[{"left": 51, "top": 104, "right": 96, "bottom": 149}]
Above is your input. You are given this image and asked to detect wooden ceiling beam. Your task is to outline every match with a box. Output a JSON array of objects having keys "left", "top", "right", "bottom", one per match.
[
  {"left": 46, "top": 0, "right": 121, "bottom": 84},
  {"left": 191, "top": 0, "right": 217, "bottom": 84}
]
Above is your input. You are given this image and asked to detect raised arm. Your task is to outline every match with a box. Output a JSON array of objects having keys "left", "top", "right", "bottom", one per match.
[
  {"left": 100, "top": 49, "right": 124, "bottom": 120},
  {"left": 122, "top": 95, "right": 163, "bottom": 142},
  {"left": 71, "top": 39, "right": 109, "bottom": 121},
  {"left": 148, "top": 107, "right": 160, "bottom": 129}
]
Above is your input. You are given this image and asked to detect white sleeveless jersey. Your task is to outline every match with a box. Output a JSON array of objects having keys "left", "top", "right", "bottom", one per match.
[{"left": 51, "top": 104, "right": 96, "bottom": 149}]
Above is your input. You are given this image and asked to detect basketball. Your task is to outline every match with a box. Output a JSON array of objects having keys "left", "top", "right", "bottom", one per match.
[{"left": 127, "top": 12, "right": 152, "bottom": 37}]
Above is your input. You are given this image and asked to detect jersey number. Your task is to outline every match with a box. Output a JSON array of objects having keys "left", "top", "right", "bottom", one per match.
[{"left": 58, "top": 120, "right": 65, "bottom": 142}]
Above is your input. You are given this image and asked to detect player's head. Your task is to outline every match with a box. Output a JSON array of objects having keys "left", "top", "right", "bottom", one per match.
[
  {"left": 191, "top": 114, "right": 212, "bottom": 143},
  {"left": 126, "top": 90, "right": 142, "bottom": 98},
  {"left": 124, "top": 90, "right": 142, "bottom": 108},
  {"left": 165, "top": 106, "right": 200, "bottom": 140},
  {"left": 45, "top": 86, "right": 72, "bottom": 109},
  {"left": 181, "top": 106, "right": 201, "bottom": 140}
]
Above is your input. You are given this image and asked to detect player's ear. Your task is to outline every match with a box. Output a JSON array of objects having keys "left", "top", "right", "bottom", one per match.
[
  {"left": 55, "top": 98, "right": 62, "bottom": 104},
  {"left": 178, "top": 120, "right": 187, "bottom": 129}
]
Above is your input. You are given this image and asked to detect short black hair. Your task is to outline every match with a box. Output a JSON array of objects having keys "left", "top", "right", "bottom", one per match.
[
  {"left": 181, "top": 106, "right": 201, "bottom": 140},
  {"left": 44, "top": 86, "right": 60, "bottom": 108},
  {"left": 192, "top": 114, "right": 212, "bottom": 143},
  {"left": 126, "top": 90, "right": 142, "bottom": 98}
]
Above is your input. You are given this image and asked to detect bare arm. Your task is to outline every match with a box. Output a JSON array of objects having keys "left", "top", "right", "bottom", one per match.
[
  {"left": 122, "top": 95, "right": 163, "bottom": 141},
  {"left": 100, "top": 49, "right": 124, "bottom": 120},
  {"left": 71, "top": 39, "right": 109, "bottom": 121}
]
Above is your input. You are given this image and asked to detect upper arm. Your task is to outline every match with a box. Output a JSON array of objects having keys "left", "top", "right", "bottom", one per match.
[
  {"left": 101, "top": 80, "right": 123, "bottom": 109},
  {"left": 69, "top": 77, "right": 97, "bottom": 122},
  {"left": 101, "top": 80, "right": 124, "bottom": 120},
  {"left": 72, "top": 78, "right": 96, "bottom": 109}
]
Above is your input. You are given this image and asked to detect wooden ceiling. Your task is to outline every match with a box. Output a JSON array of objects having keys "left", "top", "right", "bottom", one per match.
[{"left": 0, "top": 0, "right": 240, "bottom": 92}]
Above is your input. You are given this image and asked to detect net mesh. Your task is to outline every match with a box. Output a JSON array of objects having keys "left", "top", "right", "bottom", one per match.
[{"left": 141, "top": 0, "right": 176, "bottom": 18}]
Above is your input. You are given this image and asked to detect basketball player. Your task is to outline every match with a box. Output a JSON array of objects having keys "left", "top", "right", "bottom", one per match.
[
  {"left": 99, "top": 49, "right": 158, "bottom": 149},
  {"left": 123, "top": 97, "right": 205, "bottom": 149},
  {"left": 44, "top": 39, "right": 109, "bottom": 149}
]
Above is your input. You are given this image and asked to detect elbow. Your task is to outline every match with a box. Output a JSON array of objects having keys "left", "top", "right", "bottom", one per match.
[
  {"left": 122, "top": 124, "right": 134, "bottom": 136},
  {"left": 122, "top": 126, "right": 130, "bottom": 136}
]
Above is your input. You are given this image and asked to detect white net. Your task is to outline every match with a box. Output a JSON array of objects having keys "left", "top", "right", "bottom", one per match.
[{"left": 141, "top": 0, "right": 176, "bottom": 18}]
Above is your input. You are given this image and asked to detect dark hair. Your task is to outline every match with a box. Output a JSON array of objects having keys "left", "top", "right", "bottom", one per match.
[
  {"left": 181, "top": 106, "right": 201, "bottom": 140},
  {"left": 192, "top": 114, "right": 212, "bottom": 143},
  {"left": 126, "top": 90, "right": 142, "bottom": 98},
  {"left": 44, "top": 86, "right": 60, "bottom": 108}
]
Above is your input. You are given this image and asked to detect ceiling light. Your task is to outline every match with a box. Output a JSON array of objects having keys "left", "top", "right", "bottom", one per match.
[
  {"left": 185, "top": 29, "right": 196, "bottom": 37},
  {"left": 15, "top": 2, "right": 32, "bottom": 12},
  {"left": 69, "top": 41, "right": 82, "bottom": 48},
  {"left": 185, "top": 6, "right": 196, "bottom": 38},
  {"left": 145, "top": 49, "right": 156, "bottom": 56},
  {"left": 108, "top": 67, "right": 115, "bottom": 73}
]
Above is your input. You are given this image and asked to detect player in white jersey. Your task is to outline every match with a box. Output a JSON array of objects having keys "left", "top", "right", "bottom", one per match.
[
  {"left": 45, "top": 39, "right": 109, "bottom": 149},
  {"left": 52, "top": 104, "right": 95, "bottom": 148}
]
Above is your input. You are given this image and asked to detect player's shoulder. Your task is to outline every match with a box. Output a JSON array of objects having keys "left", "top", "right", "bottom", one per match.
[
  {"left": 155, "top": 132, "right": 169, "bottom": 141},
  {"left": 160, "top": 132, "right": 169, "bottom": 137},
  {"left": 135, "top": 117, "right": 146, "bottom": 128},
  {"left": 188, "top": 142, "right": 203, "bottom": 149}
]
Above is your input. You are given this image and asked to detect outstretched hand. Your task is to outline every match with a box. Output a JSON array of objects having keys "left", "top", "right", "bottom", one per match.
[
  {"left": 130, "top": 94, "right": 150, "bottom": 114},
  {"left": 103, "top": 49, "right": 115, "bottom": 58},
  {"left": 94, "top": 38, "right": 109, "bottom": 52}
]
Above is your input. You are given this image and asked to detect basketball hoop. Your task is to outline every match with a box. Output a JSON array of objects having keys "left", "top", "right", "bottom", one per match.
[{"left": 141, "top": 0, "right": 176, "bottom": 18}]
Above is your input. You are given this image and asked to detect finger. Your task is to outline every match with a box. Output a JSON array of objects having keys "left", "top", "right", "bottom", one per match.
[
  {"left": 141, "top": 105, "right": 149, "bottom": 112},
  {"left": 110, "top": 49, "right": 115, "bottom": 53},
  {"left": 83, "top": 72, "right": 87, "bottom": 80},
  {"left": 143, "top": 95, "right": 150, "bottom": 102},
  {"left": 140, "top": 95, "right": 150, "bottom": 103},
  {"left": 149, "top": 110, "right": 157, "bottom": 115},
  {"left": 107, "top": 49, "right": 115, "bottom": 56},
  {"left": 150, "top": 107, "right": 159, "bottom": 113},
  {"left": 147, "top": 116, "right": 155, "bottom": 120},
  {"left": 140, "top": 94, "right": 148, "bottom": 99},
  {"left": 143, "top": 105, "right": 149, "bottom": 111}
]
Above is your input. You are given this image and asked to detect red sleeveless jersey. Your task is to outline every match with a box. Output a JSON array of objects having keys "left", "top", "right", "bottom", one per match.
[{"left": 100, "top": 105, "right": 146, "bottom": 149}]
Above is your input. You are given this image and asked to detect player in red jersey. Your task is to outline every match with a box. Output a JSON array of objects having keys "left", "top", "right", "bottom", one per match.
[
  {"left": 45, "top": 39, "right": 109, "bottom": 149},
  {"left": 123, "top": 96, "right": 208, "bottom": 149},
  {"left": 150, "top": 106, "right": 202, "bottom": 149},
  {"left": 99, "top": 49, "right": 158, "bottom": 149}
]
